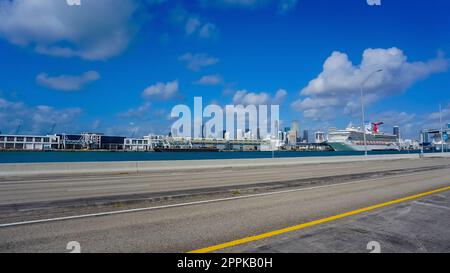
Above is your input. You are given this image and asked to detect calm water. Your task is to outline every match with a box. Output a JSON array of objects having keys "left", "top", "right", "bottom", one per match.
[{"left": 0, "top": 150, "right": 434, "bottom": 164}]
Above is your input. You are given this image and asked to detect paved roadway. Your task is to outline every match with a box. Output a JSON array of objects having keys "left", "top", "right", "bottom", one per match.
[
  {"left": 0, "top": 157, "right": 449, "bottom": 207},
  {"left": 0, "top": 156, "right": 449, "bottom": 253}
]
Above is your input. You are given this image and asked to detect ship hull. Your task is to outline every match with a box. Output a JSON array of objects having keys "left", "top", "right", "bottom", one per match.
[
  {"left": 154, "top": 147, "right": 220, "bottom": 152},
  {"left": 328, "top": 141, "right": 398, "bottom": 152}
]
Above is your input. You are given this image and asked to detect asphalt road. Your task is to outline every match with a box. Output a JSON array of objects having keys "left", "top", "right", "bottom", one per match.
[
  {"left": 0, "top": 158, "right": 449, "bottom": 253},
  {"left": 0, "top": 157, "right": 449, "bottom": 207},
  {"left": 232, "top": 189, "right": 450, "bottom": 253}
]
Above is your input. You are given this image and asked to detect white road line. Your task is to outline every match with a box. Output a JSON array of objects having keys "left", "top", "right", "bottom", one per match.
[
  {"left": 0, "top": 172, "right": 428, "bottom": 228},
  {"left": 413, "top": 201, "right": 450, "bottom": 210}
]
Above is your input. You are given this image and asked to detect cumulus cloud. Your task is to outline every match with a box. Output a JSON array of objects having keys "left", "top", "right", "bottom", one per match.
[
  {"left": 171, "top": 7, "right": 219, "bottom": 40},
  {"left": 292, "top": 48, "right": 448, "bottom": 121},
  {"left": 178, "top": 53, "right": 219, "bottom": 71},
  {"left": 142, "top": 80, "right": 179, "bottom": 100},
  {"left": 0, "top": 0, "right": 140, "bottom": 60},
  {"left": 118, "top": 103, "right": 151, "bottom": 119},
  {"left": 367, "top": 105, "right": 450, "bottom": 139},
  {"left": 0, "top": 96, "right": 82, "bottom": 134},
  {"left": 36, "top": 71, "right": 100, "bottom": 91},
  {"left": 194, "top": 74, "right": 224, "bottom": 86},
  {"left": 233, "top": 89, "right": 287, "bottom": 105},
  {"left": 278, "top": 0, "right": 298, "bottom": 14},
  {"left": 200, "top": 0, "right": 296, "bottom": 12},
  {"left": 200, "top": 0, "right": 271, "bottom": 9}
]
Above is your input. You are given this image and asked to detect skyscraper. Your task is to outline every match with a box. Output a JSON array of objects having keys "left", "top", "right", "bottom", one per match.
[
  {"left": 393, "top": 126, "right": 400, "bottom": 139},
  {"left": 291, "top": 120, "right": 299, "bottom": 142},
  {"left": 303, "top": 130, "right": 309, "bottom": 143}
]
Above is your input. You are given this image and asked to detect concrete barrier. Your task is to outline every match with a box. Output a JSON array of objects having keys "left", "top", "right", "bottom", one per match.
[{"left": 0, "top": 153, "right": 449, "bottom": 177}]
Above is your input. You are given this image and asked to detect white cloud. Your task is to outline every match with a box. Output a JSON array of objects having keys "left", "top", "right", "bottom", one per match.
[
  {"left": 179, "top": 53, "right": 219, "bottom": 71},
  {"left": 368, "top": 105, "right": 450, "bottom": 139},
  {"left": 427, "top": 105, "right": 450, "bottom": 123},
  {"left": 198, "top": 22, "right": 219, "bottom": 39},
  {"left": 0, "top": 0, "right": 141, "bottom": 60},
  {"left": 278, "top": 0, "right": 298, "bottom": 14},
  {"left": 118, "top": 103, "right": 151, "bottom": 119},
  {"left": 200, "top": 0, "right": 296, "bottom": 12},
  {"left": 292, "top": 48, "right": 448, "bottom": 121},
  {"left": 185, "top": 17, "right": 218, "bottom": 39},
  {"left": 200, "top": 0, "right": 271, "bottom": 9},
  {"left": 233, "top": 89, "right": 287, "bottom": 105},
  {"left": 185, "top": 17, "right": 202, "bottom": 35},
  {"left": 142, "top": 80, "right": 179, "bottom": 100},
  {"left": 36, "top": 71, "right": 100, "bottom": 91},
  {"left": 0, "top": 96, "right": 82, "bottom": 134},
  {"left": 171, "top": 7, "right": 219, "bottom": 40},
  {"left": 194, "top": 74, "right": 224, "bottom": 86}
]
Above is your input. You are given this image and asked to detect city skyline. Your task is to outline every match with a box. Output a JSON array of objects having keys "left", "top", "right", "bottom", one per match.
[{"left": 1, "top": 0, "right": 449, "bottom": 139}]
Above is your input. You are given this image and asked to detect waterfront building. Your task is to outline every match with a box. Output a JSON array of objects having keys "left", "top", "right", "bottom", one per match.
[
  {"left": 59, "top": 133, "right": 125, "bottom": 150},
  {"left": 124, "top": 137, "right": 152, "bottom": 151},
  {"left": 0, "top": 134, "right": 60, "bottom": 150}
]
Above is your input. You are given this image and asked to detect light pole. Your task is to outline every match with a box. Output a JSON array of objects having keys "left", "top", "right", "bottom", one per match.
[
  {"left": 360, "top": 69, "right": 383, "bottom": 157},
  {"left": 440, "top": 104, "right": 444, "bottom": 153}
]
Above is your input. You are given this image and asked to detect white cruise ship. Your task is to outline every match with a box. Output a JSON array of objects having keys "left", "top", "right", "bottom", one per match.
[{"left": 327, "top": 122, "right": 400, "bottom": 152}]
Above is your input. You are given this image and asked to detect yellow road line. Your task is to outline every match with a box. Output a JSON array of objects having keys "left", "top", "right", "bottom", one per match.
[{"left": 189, "top": 185, "right": 450, "bottom": 253}]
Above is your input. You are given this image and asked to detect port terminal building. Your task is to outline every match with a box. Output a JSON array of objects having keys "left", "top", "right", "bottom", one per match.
[{"left": 0, "top": 134, "right": 61, "bottom": 151}]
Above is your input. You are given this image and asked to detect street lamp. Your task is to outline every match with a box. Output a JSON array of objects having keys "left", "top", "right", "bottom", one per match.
[
  {"left": 360, "top": 69, "right": 383, "bottom": 157},
  {"left": 440, "top": 104, "right": 444, "bottom": 153}
]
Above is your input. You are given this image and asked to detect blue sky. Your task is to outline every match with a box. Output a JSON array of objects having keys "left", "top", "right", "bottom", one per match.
[{"left": 0, "top": 0, "right": 449, "bottom": 138}]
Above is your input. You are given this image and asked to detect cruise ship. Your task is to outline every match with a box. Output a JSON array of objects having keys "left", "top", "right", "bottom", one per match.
[{"left": 327, "top": 122, "right": 400, "bottom": 152}]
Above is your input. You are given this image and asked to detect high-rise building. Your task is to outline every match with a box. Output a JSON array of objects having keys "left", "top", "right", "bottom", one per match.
[
  {"left": 277, "top": 131, "right": 284, "bottom": 141},
  {"left": 274, "top": 120, "right": 279, "bottom": 138},
  {"left": 393, "top": 126, "right": 400, "bottom": 139},
  {"left": 291, "top": 121, "right": 299, "bottom": 135},
  {"left": 290, "top": 120, "right": 299, "bottom": 143},
  {"left": 303, "top": 130, "right": 309, "bottom": 143},
  {"left": 422, "top": 132, "right": 429, "bottom": 143},
  {"left": 288, "top": 132, "right": 297, "bottom": 145}
]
